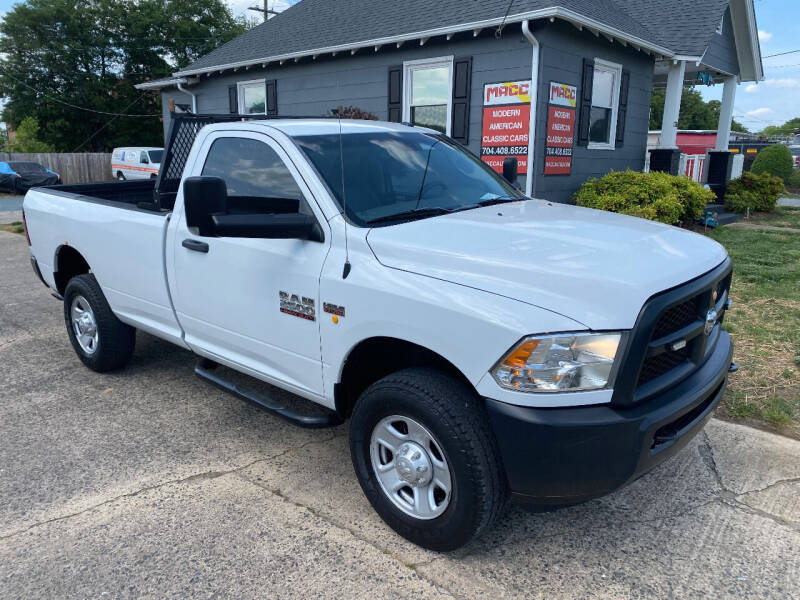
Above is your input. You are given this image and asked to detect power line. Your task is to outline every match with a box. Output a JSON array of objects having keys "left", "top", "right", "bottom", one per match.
[
  {"left": 763, "top": 49, "right": 800, "bottom": 58},
  {"left": 71, "top": 92, "right": 154, "bottom": 152},
  {"left": 1, "top": 71, "right": 160, "bottom": 117}
]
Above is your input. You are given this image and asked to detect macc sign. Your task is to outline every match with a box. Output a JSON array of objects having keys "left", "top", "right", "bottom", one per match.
[
  {"left": 548, "top": 82, "right": 577, "bottom": 108},
  {"left": 484, "top": 81, "right": 531, "bottom": 106}
]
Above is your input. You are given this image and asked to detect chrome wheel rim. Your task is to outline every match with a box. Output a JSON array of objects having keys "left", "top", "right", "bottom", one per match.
[
  {"left": 370, "top": 415, "right": 452, "bottom": 520},
  {"left": 70, "top": 295, "right": 99, "bottom": 355}
]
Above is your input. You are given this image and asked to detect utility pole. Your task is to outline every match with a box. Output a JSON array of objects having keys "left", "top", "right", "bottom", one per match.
[{"left": 248, "top": 0, "right": 280, "bottom": 22}]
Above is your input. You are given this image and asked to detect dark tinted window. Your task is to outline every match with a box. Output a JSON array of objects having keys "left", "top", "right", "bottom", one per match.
[
  {"left": 293, "top": 131, "right": 520, "bottom": 226},
  {"left": 7, "top": 161, "right": 46, "bottom": 174},
  {"left": 148, "top": 150, "right": 163, "bottom": 163},
  {"left": 201, "top": 137, "right": 307, "bottom": 214}
]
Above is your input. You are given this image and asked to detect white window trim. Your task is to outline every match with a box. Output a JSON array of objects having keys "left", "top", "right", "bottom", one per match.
[
  {"left": 402, "top": 56, "right": 454, "bottom": 136},
  {"left": 237, "top": 78, "right": 266, "bottom": 115},
  {"left": 587, "top": 58, "right": 622, "bottom": 151}
]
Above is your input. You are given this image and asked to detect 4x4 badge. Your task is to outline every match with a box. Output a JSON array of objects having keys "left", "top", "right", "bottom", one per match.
[{"left": 323, "top": 302, "right": 345, "bottom": 317}]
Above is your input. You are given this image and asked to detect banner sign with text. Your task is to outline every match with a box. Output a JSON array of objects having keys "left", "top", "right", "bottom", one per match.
[
  {"left": 480, "top": 80, "right": 531, "bottom": 174},
  {"left": 544, "top": 82, "right": 577, "bottom": 176}
]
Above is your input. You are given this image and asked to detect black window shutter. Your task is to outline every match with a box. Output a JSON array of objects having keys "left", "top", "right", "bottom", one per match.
[
  {"left": 228, "top": 85, "right": 238, "bottom": 114},
  {"left": 450, "top": 57, "right": 472, "bottom": 143},
  {"left": 387, "top": 65, "right": 402, "bottom": 122},
  {"left": 577, "top": 59, "right": 594, "bottom": 146},
  {"left": 615, "top": 70, "right": 630, "bottom": 147},
  {"left": 266, "top": 79, "right": 278, "bottom": 116}
]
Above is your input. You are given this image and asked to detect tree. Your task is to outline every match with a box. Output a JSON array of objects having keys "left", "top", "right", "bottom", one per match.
[
  {"left": 5, "top": 116, "right": 54, "bottom": 152},
  {"left": 650, "top": 88, "right": 748, "bottom": 132},
  {"left": 760, "top": 117, "right": 800, "bottom": 138},
  {"left": 0, "top": 0, "right": 246, "bottom": 152}
]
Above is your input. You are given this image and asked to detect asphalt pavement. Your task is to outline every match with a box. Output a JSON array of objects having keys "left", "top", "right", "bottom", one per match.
[{"left": 1, "top": 230, "right": 798, "bottom": 599}]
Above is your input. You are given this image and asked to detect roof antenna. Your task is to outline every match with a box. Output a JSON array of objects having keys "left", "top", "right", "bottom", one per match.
[{"left": 338, "top": 113, "right": 352, "bottom": 279}]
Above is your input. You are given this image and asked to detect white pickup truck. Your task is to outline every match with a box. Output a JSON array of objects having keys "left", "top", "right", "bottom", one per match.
[{"left": 23, "top": 115, "right": 734, "bottom": 551}]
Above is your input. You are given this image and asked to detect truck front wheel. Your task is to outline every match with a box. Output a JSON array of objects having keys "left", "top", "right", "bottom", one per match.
[
  {"left": 349, "top": 368, "right": 507, "bottom": 551},
  {"left": 63, "top": 274, "right": 135, "bottom": 372}
]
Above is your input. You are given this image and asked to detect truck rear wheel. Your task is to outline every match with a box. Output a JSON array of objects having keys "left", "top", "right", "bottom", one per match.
[
  {"left": 63, "top": 274, "right": 135, "bottom": 372},
  {"left": 349, "top": 368, "right": 507, "bottom": 551}
]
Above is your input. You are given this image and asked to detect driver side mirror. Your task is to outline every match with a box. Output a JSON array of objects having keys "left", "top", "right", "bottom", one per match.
[
  {"left": 182, "top": 176, "right": 324, "bottom": 242},
  {"left": 502, "top": 157, "right": 518, "bottom": 185},
  {"left": 184, "top": 176, "right": 227, "bottom": 236}
]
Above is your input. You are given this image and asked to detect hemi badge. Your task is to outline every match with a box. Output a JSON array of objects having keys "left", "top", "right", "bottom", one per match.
[{"left": 668, "top": 339, "right": 687, "bottom": 352}]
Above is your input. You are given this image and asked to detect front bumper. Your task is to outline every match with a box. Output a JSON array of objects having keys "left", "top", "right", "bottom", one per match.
[{"left": 486, "top": 330, "right": 733, "bottom": 505}]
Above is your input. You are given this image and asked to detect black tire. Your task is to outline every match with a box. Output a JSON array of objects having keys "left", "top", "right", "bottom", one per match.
[
  {"left": 63, "top": 273, "right": 135, "bottom": 372},
  {"left": 349, "top": 368, "right": 507, "bottom": 551},
  {"left": 116, "top": 171, "right": 125, "bottom": 181}
]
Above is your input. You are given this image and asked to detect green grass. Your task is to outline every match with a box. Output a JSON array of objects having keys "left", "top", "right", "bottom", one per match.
[
  {"left": 0, "top": 221, "right": 24, "bottom": 234},
  {"left": 708, "top": 215, "right": 800, "bottom": 438},
  {"left": 745, "top": 205, "right": 800, "bottom": 229}
]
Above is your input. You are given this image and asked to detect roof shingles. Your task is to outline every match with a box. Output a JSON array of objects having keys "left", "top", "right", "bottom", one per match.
[{"left": 178, "top": 0, "right": 731, "bottom": 75}]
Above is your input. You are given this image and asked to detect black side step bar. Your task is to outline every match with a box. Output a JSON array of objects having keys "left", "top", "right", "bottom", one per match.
[{"left": 194, "top": 359, "right": 343, "bottom": 429}]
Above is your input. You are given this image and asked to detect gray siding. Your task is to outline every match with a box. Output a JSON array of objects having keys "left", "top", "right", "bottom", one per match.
[
  {"left": 159, "top": 21, "right": 654, "bottom": 204},
  {"left": 163, "top": 30, "right": 532, "bottom": 161},
  {"left": 531, "top": 20, "right": 654, "bottom": 203},
  {"left": 702, "top": 7, "right": 739, "bottom": 76}
]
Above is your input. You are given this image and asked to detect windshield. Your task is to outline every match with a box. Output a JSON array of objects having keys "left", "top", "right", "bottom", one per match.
[
  {"left": 148, "top": 150, "right": 163, "bottom": 163},
  {"left": 293, "top": 131, "right": 523, "bottom": 226},
  {"left": 7, "top": 161, "right": 46, "bottom": 174}
]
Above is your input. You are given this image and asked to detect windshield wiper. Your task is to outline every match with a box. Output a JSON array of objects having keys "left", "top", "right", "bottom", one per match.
[
  {"left": 366, "top": 206, "right": 454, "bottom": 225},
  {"left": 476, "top": 195, "right": 526, "bottom": 207}
]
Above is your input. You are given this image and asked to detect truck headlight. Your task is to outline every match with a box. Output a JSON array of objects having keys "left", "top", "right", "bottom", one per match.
[{"left": 491, "top": 333, "right": 621, "bottom": 392}]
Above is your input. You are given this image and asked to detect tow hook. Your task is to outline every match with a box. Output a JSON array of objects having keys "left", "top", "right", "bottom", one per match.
[{"left": 728, "top": 362, "right": 739, "bottom": 373}]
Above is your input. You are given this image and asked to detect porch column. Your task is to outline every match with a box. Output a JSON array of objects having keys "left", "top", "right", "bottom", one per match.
[
  {"left": 706, "top": 76, "right": 739, "bottom": 199},
  {"left": 658, "top": 60, "right": 686, "bottom": 148},
  {"left": 715, "top": 77, "right": 737, "bottom": 150},
  {"left": 650, "top": 60, "right": 685, "bottom": 174}
]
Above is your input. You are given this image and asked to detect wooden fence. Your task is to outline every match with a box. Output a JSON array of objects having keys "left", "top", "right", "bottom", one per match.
[{"left": 0, "top": 153, "right": 112, "bottom": 184}]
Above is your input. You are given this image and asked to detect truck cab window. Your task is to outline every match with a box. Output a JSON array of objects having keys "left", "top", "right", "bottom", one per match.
[{"left": 201, "top": 137, "right": 309, "bottom": 215}]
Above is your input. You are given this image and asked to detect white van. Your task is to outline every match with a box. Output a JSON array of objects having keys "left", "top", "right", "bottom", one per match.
[{"left": 111, "top": 147, "right": 163, "bottom": 180}]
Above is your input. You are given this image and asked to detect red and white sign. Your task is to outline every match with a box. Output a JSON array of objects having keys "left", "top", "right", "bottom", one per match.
[
  {"left": 544, "top": 83, "right": 577, "bottom": 176},
  {"left": 480, "top": 81, "right": 531, "bottom": 174},
  {"left": 548, "top": 82, "right": 577, "bottom": 108}
]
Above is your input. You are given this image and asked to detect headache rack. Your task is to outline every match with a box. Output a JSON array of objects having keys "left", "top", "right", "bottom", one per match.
[{"left": 152, "top": 113, "right": 339, "bottom": 211}]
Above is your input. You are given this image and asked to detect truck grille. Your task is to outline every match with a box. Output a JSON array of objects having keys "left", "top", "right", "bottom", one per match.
[
  {"left": 635, "top": 270, "right": 730, "bottom": 393},
  {"left": 638, "top": 346, "right": 690, "bottom": 385},
  {"left": 610, "top": 259, "right": 733, "bottom": 406},
  {"left": 651, "top": 297, "right": 699, "bottom": 339}
]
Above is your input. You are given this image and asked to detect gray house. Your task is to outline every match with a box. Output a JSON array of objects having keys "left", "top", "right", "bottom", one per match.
[{"left": 138, "top": 0, "right": 762, "bottom": 203}]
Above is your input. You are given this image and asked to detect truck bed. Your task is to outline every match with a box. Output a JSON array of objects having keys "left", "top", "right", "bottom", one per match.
[{"left": 41, "top": 180, "right": 166, "bottom": 213}]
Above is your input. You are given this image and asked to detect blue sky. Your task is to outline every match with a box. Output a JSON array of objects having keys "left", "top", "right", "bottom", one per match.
[
  {"left": 0, "top": 0, "right": 795, "bottom": 132},
  {"left": 699, "top": 0, "right": 800, "bottom": 131}
]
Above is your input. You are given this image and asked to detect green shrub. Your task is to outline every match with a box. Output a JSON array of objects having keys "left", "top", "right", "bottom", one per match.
[
  {"left": 573, "top": 169, "right": 714, "bottom": 225},
  {"left": 750, "top": 145, "right": 794, "bottom": 183},
  {"left": 724, "top": 171, "right": 785, "bottom": 213},
  {"left": 788, "top": 168, "right": 800, "bottom": 189}
]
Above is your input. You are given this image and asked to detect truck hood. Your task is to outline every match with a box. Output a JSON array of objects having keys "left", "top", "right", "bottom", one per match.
[{"left": 366, "top": 200, "right": 728, "bottom": 330}]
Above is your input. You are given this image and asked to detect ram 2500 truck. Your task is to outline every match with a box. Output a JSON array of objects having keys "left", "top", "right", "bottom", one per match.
[{"left": 22, "top": 115, "right": 734, "bottom": 551}]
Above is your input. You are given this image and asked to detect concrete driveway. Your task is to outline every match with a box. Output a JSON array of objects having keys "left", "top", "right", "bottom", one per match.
[{"left": 1, "top": 230, "right": 799, "bottom": 599}]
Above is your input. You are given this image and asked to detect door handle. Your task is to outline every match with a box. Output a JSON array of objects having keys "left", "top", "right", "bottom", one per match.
[{"left": 182, "top": 239, "right": 209, "bottom": 253}]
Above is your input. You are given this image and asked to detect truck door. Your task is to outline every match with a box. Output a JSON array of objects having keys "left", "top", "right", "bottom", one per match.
[{"left": 168, "top": 131, "right": 329, "bottom": 399}]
